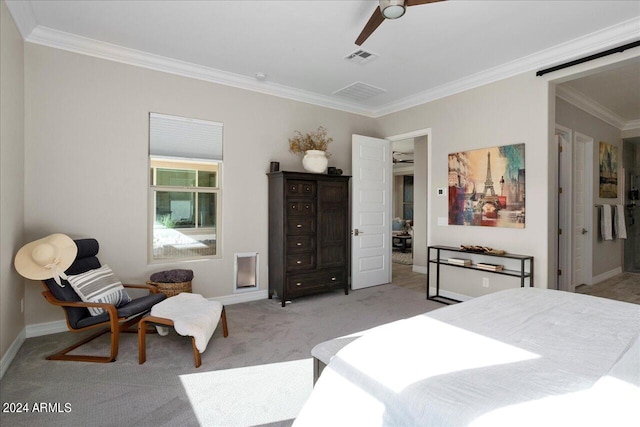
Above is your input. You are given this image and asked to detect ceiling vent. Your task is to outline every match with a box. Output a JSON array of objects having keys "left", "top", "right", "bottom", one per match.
[
  {"left": 345, "top": 49, "right": 378, "bottom": 64},
  {"left": 333, "top": 81, "right": 386, "bottom": 101}
]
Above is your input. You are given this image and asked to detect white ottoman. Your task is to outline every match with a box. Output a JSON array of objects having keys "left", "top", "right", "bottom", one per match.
[{"left": 138, "top": 293, "right": 228, "bottom": 367}]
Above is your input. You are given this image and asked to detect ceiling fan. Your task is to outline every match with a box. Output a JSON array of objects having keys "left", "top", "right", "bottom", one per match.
[
  {"left": 393, "top": 151, "right": 414, "bottom": 164},
  {"left": 356, "top": 0, "right": 446, "bottom": 46}
]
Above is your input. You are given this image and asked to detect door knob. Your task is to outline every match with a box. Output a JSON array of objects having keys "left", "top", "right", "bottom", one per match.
[
  {"left": 353, "top": 228, "right": 364, "bottom": 236},
  {"left": 581, "top": 228, "right": 588, "bottom": 234}
]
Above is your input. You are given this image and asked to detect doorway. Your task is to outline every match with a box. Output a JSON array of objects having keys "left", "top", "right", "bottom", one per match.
[
  {"left": 623, "top": 137, "right": 640, "bottom": 272},
  {"left": 391, "top": 139, "right": 415, "bottom": 269},
  {"left": 387, "top": 130, "right": 430, "bottom": 279}
]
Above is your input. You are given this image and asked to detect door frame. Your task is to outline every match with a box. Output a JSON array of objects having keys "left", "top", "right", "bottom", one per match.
[{"left": 386, "top": 128, "right": 432, "bottom": 274}]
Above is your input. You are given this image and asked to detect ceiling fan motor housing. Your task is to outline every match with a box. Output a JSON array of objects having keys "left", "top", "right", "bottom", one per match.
[{"left": 380, "top": 0, "right": 406, "bottom": 19}]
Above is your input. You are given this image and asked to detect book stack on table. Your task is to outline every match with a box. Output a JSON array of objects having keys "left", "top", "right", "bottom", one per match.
[
  {"left": 476, "top": 262, "right": 504, "bottom": 271},
  {"left": 448, "top": 258, "right": 471, "bottom": 266}
]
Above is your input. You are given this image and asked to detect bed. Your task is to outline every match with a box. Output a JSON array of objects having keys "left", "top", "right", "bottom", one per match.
[{"left": 294, "top": 288, "right": 640, "bottom": 426}]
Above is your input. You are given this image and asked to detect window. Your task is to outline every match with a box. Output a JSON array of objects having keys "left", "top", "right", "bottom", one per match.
[{"left": 149, "top": 113, "right": 222, "bottom": 261}]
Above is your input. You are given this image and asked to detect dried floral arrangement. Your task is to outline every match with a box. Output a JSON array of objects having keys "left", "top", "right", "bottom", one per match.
[{"left": 288, "top": 126, "right": 333, "bottom": 157}]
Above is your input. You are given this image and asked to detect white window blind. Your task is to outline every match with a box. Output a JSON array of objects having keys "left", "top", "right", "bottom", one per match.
[{"left": 150, "top": 113, "right": 223, "bottom": 161}]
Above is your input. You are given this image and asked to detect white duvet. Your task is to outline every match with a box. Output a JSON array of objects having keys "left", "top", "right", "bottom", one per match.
[{"left": 294, "top": 288, "right": 640, "bottom": 427}]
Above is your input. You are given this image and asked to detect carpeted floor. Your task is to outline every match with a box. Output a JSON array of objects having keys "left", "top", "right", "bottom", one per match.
[{"left": 0, "top": 283, "right": 441, "bottom": 427}]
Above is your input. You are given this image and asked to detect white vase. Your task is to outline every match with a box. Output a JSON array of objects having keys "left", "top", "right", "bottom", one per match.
[{"left": 302, "top": 150, "right": 328, "bottom": 174}]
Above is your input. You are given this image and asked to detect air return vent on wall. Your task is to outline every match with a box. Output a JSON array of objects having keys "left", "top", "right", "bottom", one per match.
[
  {"left": 333, "top": 81, "right": 386, "bottom": 101},
  {"left": 345, "top": 49, "right": 378, "bottom": 64}
]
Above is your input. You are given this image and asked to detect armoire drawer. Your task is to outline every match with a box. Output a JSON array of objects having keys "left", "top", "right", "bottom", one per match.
[
  {"left": 286, "top": 235, "right": 315, "bottom": 254},
  {"left": 287, "top": 201, "right": 315, "bottom": 216},
  {"left": 285, "top": 269, "right": 346, "bottom": 294},
  {"left": 286, "top": 217, "right": 315, "bottom": 235},
  {"left": 286, "top": 254, "right": 315, "bottom": 272},
  {"left": 287, "top": 181, "right": 316, "bottom": 197}
]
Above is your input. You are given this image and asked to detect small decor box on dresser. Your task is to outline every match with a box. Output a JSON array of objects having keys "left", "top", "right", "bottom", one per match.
[{"left": 268, "top": 171, "right": 351, "bottom": 306}]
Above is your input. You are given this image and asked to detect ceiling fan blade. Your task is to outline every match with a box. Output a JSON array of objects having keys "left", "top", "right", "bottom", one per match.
[
  {"left": 355, "top": 6, "right": 385, "bottom": 46},
  {"left": 406, "top": 0, "right": 445, "bottom": 6}
]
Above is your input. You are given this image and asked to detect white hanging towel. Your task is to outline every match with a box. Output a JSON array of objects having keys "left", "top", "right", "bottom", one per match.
[
  {"left": 615, "top": 204, "right": 627, "bottom": 239},
  {"left": 600, "top": 205, "right": 613, "bottom": 241}
]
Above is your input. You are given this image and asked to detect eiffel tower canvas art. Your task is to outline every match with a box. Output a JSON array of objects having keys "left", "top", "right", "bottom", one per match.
[{"left": 448, "top": 143, "right": 525, "bottom": 228}]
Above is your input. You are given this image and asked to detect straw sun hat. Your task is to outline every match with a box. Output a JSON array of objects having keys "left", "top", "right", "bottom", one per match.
[{"left": 14, "top": 233, "right": 77, "bottom": 286}]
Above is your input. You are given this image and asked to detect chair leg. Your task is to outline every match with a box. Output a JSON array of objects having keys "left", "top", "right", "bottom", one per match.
[
  {"left": 138, "top": 317, "right": 148, "bottom": 365},
  {"left": 138, "top": 315, "right": 175, "bottom": 365},
  {"left": 221, "top": 307, "right": 229, "bottom": 337},
  {"left": 313, "top": 358, "right": 326, "bottom": 385},
  {"left": 191, "top": 337, "right": 202, "bottom": 368}
]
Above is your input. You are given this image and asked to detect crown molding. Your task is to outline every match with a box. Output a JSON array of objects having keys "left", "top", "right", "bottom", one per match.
[
  {"left": 556, "top": 85, "right": 628, "bottom": 130},
  {"left": 371, "top": 17, "right": 640, "bottom": 117},
  {"left": 4, "top": 0, "right": 37, "bottom": 39},
  {"left": 624, "top": 119, "right": 640, "bottom": 132},
  {"left": 12, "top": 5, "right": 640, "bottom": 119},
  {"left": 26, "top": 26, "right": 376, "bottom": 117}
]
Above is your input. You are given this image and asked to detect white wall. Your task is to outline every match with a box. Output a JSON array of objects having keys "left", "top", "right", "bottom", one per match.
[
  {"left": 0, "top": 0, "right": 25, "bottom": 361},
  {"left": 377, "top": 72, "right": 551, "bottom": 296},
  {"left": 23, "top": 43, "right": 379, "bottom": 325},
  {"left": 556, "top": 98, "right": 623, "bottom": 278}
]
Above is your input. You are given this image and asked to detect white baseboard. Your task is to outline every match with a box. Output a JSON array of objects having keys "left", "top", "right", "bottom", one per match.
[
  {"left": 26, "top": 320, "right": 68, "bottom": 338},
  {"left": 412, "top": 265, "right": 427, "bottom": 274},
  {"left": 591, "top": 266, "right": 622, "bottom": 285},
  {"left": 0, "top": 328, "right": 25, "bottom": 380},
  {"left": 211, "top": 290, "right": 268, "bottom": 305}
]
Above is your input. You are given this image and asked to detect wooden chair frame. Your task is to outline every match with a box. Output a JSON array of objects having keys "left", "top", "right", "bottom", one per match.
[{"left": 41, "top": 283, "right": 160, "bottom": 363}]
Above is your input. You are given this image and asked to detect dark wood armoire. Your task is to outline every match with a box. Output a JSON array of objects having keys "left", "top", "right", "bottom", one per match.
[{"left": 268, "top": 171, "right": 350, "bottom": 307}]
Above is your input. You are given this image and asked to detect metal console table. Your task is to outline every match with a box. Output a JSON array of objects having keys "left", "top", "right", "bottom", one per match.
[{"left": 427, "top": 245, "right": 534, "bottom": 305}]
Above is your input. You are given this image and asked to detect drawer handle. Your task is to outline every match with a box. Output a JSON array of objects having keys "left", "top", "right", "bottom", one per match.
[
  {"left": 331, "top": 277, "right": 337, "bottom": 281},
  {"left": 296, "top": 242, "right": 302, "bottom": 246},
  {"left": 296, "top": 260, "right": 302, "bottom": 264},
  {"left": 296, "top": 282, "right": 302, "bottom": 286},
  {"left": 296, "top": 224, "right": 302, "bottom": 228},
  {"left": 292, "top": 205, "right": 297, "bottom": 209}
]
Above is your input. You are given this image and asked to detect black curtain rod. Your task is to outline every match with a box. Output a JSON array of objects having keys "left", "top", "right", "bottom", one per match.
[{"left": 536, "top": 40, "right": 640, "bottom": 77}]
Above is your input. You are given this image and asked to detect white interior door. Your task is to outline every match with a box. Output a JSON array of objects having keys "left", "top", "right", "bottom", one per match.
[
  {"left": 351, "top": 135, "right": 392, "bottom": 289},
  {"left": 573, "top": 133, "right": 593, "bottom": 288},
  {"left": 556, "top": 128, "right": 571, "bottom": 291}
]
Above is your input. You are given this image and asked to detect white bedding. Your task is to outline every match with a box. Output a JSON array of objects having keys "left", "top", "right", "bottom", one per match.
[{"left": 294, "top": 288, "right": 640, "bottom": 427}]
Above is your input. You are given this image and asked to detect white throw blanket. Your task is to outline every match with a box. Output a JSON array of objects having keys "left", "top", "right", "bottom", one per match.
[
  {"left": 615, "top": 204, "right": 627, "bottom": 239},
  {"left": 151, "top": 293, "right": 222, "bottom": 353},
  {"left": 600, "top": 204, "right": 613, "bottom": 240}
]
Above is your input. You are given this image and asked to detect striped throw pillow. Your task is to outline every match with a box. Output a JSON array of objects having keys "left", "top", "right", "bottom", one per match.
[{"left": 67, "top": 264, "right": 132, "bottom": 316}]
